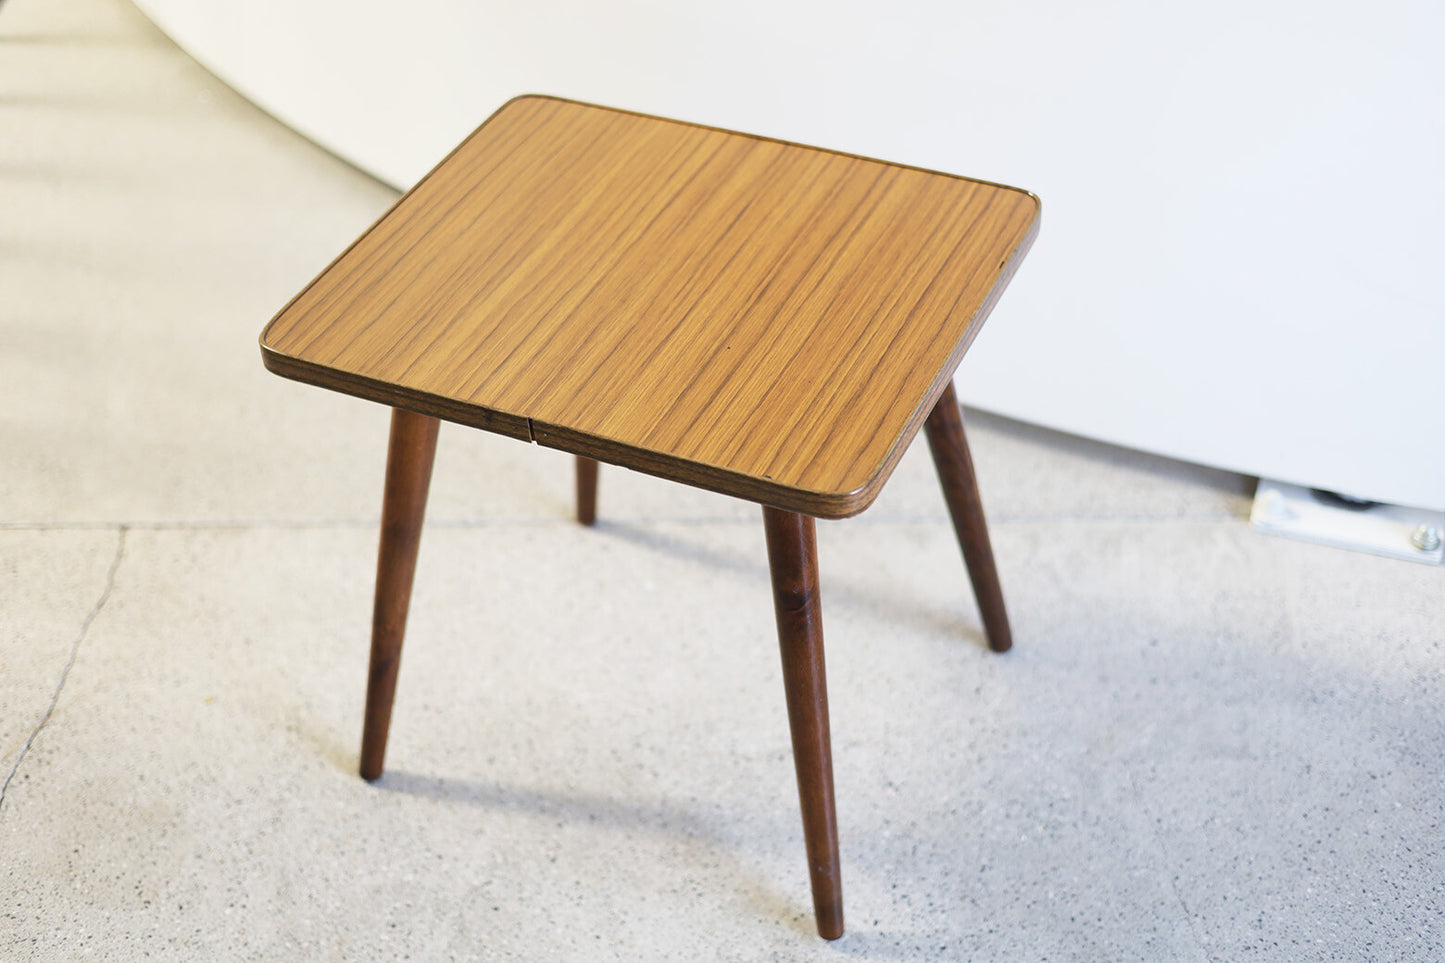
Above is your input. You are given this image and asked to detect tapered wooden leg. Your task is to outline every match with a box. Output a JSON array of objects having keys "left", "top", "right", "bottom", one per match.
[
  {"left": 762, "top": 507, "right": 844, "bottom": 940},
  {"left": 576, "top": 456, "right": 598, "bottom": 526},
  {"left": 360, "top": 408, "right": 440, "bottom": 781},
  {"left": 924, "top": 381, "right": 1012, "bottom": 653}
]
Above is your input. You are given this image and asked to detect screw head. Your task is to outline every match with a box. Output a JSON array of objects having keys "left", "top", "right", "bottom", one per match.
[{"left": 1410, "top": 524, "right": 1442, "bottom": 553}]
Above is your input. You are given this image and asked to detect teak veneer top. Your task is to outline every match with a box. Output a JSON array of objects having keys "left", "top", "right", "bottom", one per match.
[{"left": 261, "top": 96, "right": 1039, "bottom": 517}]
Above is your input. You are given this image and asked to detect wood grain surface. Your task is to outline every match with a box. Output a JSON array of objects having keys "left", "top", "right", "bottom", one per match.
[{"left": 261, "top": 95, "right": 1038, "bottom": 517}]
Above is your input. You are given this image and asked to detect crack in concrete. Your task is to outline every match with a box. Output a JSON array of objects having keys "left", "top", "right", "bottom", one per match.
[
  {"left": 1131, "top": 764, "right": 1214, "bottom": 963},
  {"left": 0, "top": 526, "right": 128, "bottom": 815}
]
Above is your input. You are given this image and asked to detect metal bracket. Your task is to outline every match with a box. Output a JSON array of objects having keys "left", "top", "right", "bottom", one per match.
[{"left": 1251, "top": 479, "right": 1444, "bottom": 565}]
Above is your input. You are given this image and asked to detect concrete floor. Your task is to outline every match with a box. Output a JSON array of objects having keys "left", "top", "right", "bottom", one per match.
[{"left": 2, "top": 0, "right": 1441, "bottom": 958}]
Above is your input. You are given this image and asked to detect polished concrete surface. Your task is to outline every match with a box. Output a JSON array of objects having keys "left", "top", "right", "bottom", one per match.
[{"left": 2, "top": 0, "right": 1441, "bottom": 959}]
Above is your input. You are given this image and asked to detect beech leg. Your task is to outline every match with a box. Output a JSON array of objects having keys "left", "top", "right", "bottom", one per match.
[
  {"left": 762, "top": 507, "right": 844, "bottom": 940},
  {"left": 576, "top": 456, "right": 599, "bottom": 526},
  {"left": 360, "top": 408, "right": 440, "bottom": 781},
  {"left": 923, "top": 381, "right": 1012, "bottom": 652}
]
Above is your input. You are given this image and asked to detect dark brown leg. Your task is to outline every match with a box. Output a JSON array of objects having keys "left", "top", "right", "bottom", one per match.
[
  {"left": 762, "top": 507, "right": 844, "bottom": 940},
  {"left": 924, "top": 382, "right": 1012, "bottom": 653},
  {"left": 576, "top": 456, "right": 598, "bottom": 526},
  {"left": 360, "top": 408, "right": 440, "bottom": 781}
]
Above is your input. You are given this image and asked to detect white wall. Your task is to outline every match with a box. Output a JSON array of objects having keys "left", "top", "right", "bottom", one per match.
[{"left": 135, "top": 0, "right": 1445, "bottom": 510}]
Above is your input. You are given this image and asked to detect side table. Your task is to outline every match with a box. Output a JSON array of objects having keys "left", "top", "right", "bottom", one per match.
[{"left": 260, "top": 95, "right": 1039, "bottom": 939}]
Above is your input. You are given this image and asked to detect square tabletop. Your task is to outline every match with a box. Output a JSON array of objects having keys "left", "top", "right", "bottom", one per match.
[{"left": 261, "top": 96, "right": 1039, "bottom": 518}]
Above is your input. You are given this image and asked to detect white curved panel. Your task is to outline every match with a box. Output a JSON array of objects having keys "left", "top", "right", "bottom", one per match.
[{"left": 134, "top": 0, "right": 1445, "bottom": 510}]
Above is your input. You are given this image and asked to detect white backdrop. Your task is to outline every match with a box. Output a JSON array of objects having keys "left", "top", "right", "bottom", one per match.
[{"left": 135, "top": 0, "right": 1445, "bottom": 510}]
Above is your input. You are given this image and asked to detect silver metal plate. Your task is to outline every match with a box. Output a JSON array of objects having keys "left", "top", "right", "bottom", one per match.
[{"left": 1251, "top": 479, "right": 1444, "bottom": 565}]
